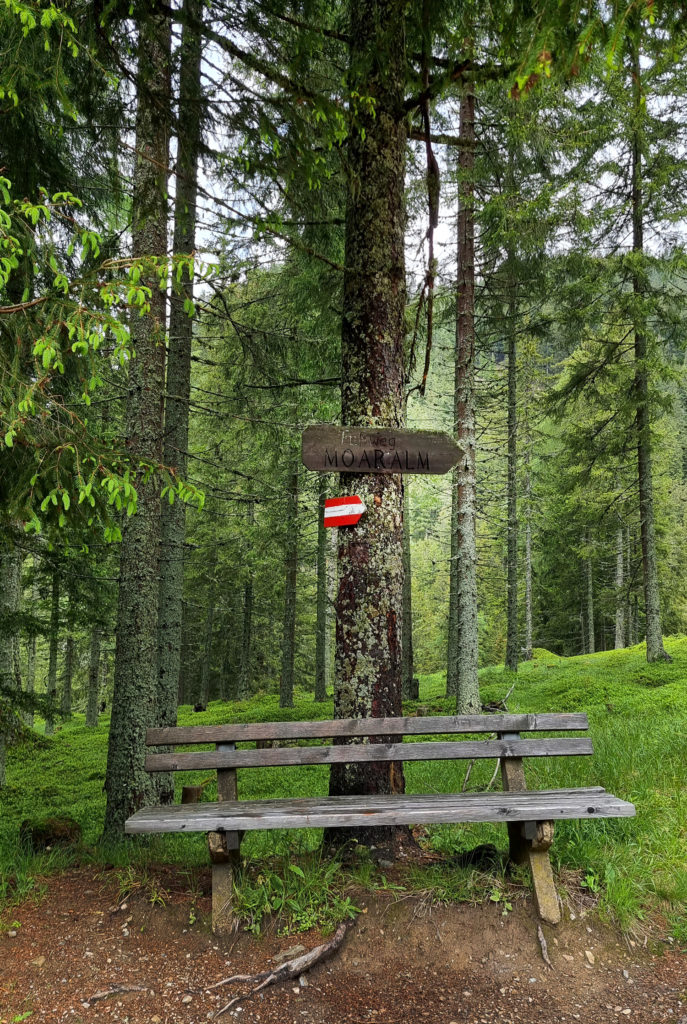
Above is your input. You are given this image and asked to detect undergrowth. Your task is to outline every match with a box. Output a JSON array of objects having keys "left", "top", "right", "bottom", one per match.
[{"left": 1, "top": 637, "right": 686, "bottom": 936}]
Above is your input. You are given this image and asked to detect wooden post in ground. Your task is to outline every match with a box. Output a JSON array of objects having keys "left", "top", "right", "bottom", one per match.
[
  {"left": 499, "top": 732, "right": 561, "bottom": 925},
  {"left": 208, "top": 742, "right": 241, "bottom": 934}
]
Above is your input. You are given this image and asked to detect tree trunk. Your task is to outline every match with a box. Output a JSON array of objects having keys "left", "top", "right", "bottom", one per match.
[
  {"left": 505, "top": 273, "right": 519, "bottom": 672},
  {"left": 103, "top": 8, "right": 171, "bottom": 841},
  {"left": 629, "top": 32, "right": 670, "bottom": 664},
  {"left": 11, "top": 546, "right": 22, "bottom": 693},
  {"left": 315, "top": 475, "right": 329, "bottom": 702},
  {"left": 524, "top": 514, "right": 533, "bottom": 660},
  {"left": 615, "top": 525, "right": 625, "bottom": 649},
  {"left": 584, "top": 534, "right": 595, "bottom": 655},
  {"left": 454, "top": 84, "right": 480, "bottom": 710},
  {"left": 401, "top": 482, "right": 417, "bottom": 701},
  {"left": 61, "top": 587, "right": 74, "bottom": 720},
  {"left": 238, "top": 501, "right": 254, "bottom": 700},
  {"left": 199, "top": 545, "right": 218, "bottom": 709},
  {"left": 446, "top": 484, "right": 459, "bottom": 698},
  {"left": 280, "top": 462, "right": 299, "bottom": 709},
  {"left": 24, "top": 581, "right": 37, "bottom": 728},
  {"left": 0, "top": 537, "right": 21, "bottom": 786},
  {"left": 328, "top": 0, "right": 407, "bottom": 846},
  {"left": 158, "top": 0, "right": 203, "bottom": 731},
  {"left": 45, "top": 568, "right": 60, "bottom": 736},
  {"left": 85, "top": 630, "right": 101, "bottom": 728},
  {"left": 624, "top": 525, "right": 633, "bottom": 645}
]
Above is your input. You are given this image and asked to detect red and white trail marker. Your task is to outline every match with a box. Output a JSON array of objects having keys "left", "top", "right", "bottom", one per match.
[{"left": 324, "top": 495, "right": 366, "bottom": 528}]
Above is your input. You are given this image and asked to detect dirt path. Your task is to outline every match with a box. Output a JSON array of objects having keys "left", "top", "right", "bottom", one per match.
[{"left": 1, "top": 867, "right": 685, "bottom": 1024}]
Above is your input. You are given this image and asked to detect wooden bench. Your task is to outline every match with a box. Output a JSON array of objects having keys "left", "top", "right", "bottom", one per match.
[{"left": 124, "top": 712, "right": 635, "bottom": 931}]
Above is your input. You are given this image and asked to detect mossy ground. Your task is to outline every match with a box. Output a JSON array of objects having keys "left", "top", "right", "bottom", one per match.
[{"left": 1, "top": 637, "right": 686, "bottom": 935}]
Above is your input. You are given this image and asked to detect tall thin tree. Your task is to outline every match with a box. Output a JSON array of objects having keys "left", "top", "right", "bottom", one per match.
[{"left": 104, "top": 7, "right": 172, "bottom": 840}]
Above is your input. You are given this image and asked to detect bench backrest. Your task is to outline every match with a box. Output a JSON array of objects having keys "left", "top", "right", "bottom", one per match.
[{"left": 144, "top": 713, "right": 591, "bottom": 773}]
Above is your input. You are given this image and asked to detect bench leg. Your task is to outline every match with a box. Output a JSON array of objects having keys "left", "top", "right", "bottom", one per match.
[
  {"left": 521, "top": 821, "right": 560, "bottom": 926},
  {"left": 528, "top": 845, "right": 561, "bottom": 925},
  {"left": 499, "top": 749, "right": 561, "bottom": 926},
  {"left": 208, "top": 830, "right": 240, "bottom": 935}
]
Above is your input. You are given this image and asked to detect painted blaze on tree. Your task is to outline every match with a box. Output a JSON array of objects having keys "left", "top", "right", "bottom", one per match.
[{"left": 327, "top": 0, "right": 408, "bottom": 848}]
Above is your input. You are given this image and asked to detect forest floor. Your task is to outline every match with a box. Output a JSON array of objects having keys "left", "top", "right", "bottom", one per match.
[{"left": 1, "top": 863, "right": 685, "bottom": 1024}]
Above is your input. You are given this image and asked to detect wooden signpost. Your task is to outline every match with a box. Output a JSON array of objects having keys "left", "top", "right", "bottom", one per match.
[{"left": 302, "top": 424, "right": 462, "bottom": 476}]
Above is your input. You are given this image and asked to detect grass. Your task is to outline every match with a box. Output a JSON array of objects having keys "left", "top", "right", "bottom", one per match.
[{"left": 1, "top": 637, "right": 686, "bottom": 935}]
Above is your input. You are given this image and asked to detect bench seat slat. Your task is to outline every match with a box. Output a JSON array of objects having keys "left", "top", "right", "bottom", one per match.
[
  {"left": 146, "top": 712, "right": 588, "bottom": 746},
  {"left": 125, "top": 789, "right": 635, "bottom": 834},
  {"left": 145, "top": 737, "right": 594, "bottom": 773}
]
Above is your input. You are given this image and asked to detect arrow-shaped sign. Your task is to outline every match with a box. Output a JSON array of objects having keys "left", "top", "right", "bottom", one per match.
[{"left": 324, "top": 496, "right": 366, "bottom": 528}]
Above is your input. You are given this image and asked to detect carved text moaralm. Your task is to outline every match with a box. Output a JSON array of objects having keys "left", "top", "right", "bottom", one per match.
[{"left": 324, "top": 448, "right": 430, "bottom": 471}]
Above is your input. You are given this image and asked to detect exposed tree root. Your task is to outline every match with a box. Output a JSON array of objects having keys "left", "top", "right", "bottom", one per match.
[{"left": 209, "top": 920, "right": 350, "bottom": 1017}]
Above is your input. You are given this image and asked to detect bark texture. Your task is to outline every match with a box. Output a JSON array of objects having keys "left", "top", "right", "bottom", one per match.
[
  {"left": 158, "top": 0, "right": 203, "bottom": 729},
  {"left": 279, "top": 462, "right": 299, "bottom": 709},
  {"left": 85, "top": 630, "right": 101, "bottom": 728},
  {"left": 615, "top": 525, "right": 625, "bottom": 649},
  {"left": 328, "top": 0, "right": 407, "bottom": 843},
  {"left": 199, "top": 545, "right": 218, "bottom": 709},
  {"left": 238, "top": 501, "right": 254, "bottom": 700},
  {"left": 504, "top": 276, "right": 519, "bottom": 672},
  {"left": 0, "top": 536, "right": 21, "bottom": 786},
  {"left": 401, "top": 482, "right": 416, "bottom": 701},
  {"left": 104, "top": 8, "right": 171, "bottom": 841},
  {"left": 24, "top": 580, "right": 37, "bottom": 728},
  {"left": 453, "top": 85, "right": 480, "bottom": 711},
  {"left": 61, "top": 588, "right": 75, "bottom": 720},
  {"left": 629, "top": 32, "right": 670, "bottom": 664},
  {"left": 45, "top": 568, "right": 60, "bottom": 737},
  {"left": 315, "top": 475, "right": 329, "bottom": 702},
  {"left": 584, "top": 535, "right": 595, "bottom": 655}
]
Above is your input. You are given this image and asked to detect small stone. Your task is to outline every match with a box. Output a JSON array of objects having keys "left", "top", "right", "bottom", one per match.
[
  {"left": 7, "top": 930, "right": 17, "bottom": 938},
  {"left": 622, "top": 1011, "right": 631, "bottom": 1016},
  {"left": 562, "top": 954, "right": 574, "bottom": 963},
  {"left": 292, "top": 987, "right": 300, "bottom": 995},
  {"left": 585, "top": 950, "right": 595, "bottom": 965},
  {"left": 623, "top": 970, "right": 630, "bottom": 980},
  {"left": 151, "top": 1017, "right": 162, "bottom": 1023},
  {"left": 182, "top": 994, "right": 192, "bottom": 1004},
  {"left": 298, "top": 975, "right": 308, "bottom": 988},
  {"left": 31, "top": 956, "right": 46, "bottom": 967}
]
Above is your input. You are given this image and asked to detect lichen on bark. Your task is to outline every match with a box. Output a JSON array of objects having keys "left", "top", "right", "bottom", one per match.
[{"left": 327, "top": 0, "right": 408, "bottom": 848}]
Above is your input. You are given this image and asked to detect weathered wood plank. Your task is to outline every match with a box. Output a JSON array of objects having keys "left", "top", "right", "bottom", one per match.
[
  {"left": 145, "top": 737, "right": 594, "bottom": 773},
  {"left": 124, "top": 789, "right": 636, "bottom": 834},
  {"left": 146, "top": 712, "right": 589, "bottom": 746},
  {"left": 301, "top": 424, "right": 462, "bottom": 476}
]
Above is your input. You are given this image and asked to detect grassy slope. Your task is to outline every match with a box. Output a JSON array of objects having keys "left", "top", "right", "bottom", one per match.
[{"left": 1, "top": 638, "right": 686, "bottom": 933}]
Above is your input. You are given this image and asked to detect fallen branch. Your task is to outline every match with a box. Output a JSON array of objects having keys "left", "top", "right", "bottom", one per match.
[
  {"left": 537, "top": 923, "right": 553, "bottom": 969},
  {"left": 485, "top": 758, "right": 501, "bottom": 791},
  {"left": 210, "top": 920, "right": 350, "bottom": 1017},
  {"left": 89, "top": 984, "right": 148, "bottom": 1002}
]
